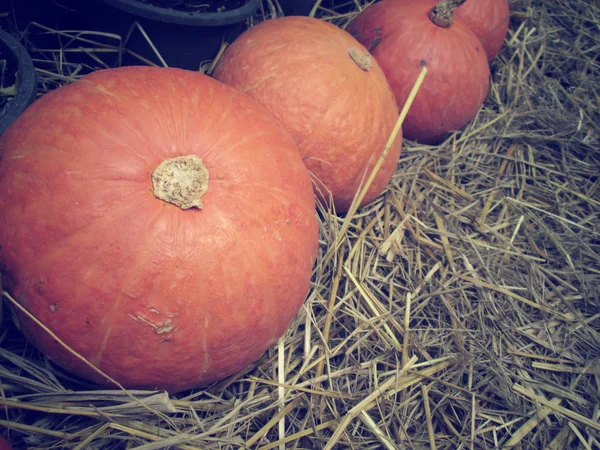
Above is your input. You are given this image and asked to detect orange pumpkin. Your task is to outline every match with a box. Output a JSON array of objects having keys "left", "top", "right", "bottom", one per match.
[
  {"left": 348, "top": 0, "right": 490, "bottom": 144},
  {"left": 0, "top": 66, "right": 318, "bottom": 393},
  {"left": 456, "top": 0, "right": 510, "bottom": 62},
  {"left": 213, "top": 16, "right": 401, "bottom": 214}
]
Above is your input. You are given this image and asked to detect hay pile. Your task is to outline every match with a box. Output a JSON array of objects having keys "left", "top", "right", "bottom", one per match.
[{"left": 1, "top": 0, "right": 599, "bottom": 448}]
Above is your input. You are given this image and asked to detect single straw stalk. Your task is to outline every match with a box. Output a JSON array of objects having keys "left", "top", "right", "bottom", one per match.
[
  {"left": 315, "top": 246, "right": 345, "bottom": 379},
  {"left": 277, "top": 339, "right": 285, "bottom": 450}
]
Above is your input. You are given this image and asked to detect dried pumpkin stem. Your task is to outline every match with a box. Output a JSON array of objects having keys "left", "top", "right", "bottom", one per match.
[
  {"left": 348, "top": 48, "right": 372, "bottom": 71},
  {"left": 151, "top": 155, "right": 209, "bottom": 209},
  {"left": 429, "top": 0, "right": 466, "bottom": 28}
]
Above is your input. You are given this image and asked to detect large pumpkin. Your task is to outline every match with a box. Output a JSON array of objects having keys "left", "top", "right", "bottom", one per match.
[
  {"left": 0, "top": 66, "right": 318, "bottom": 393},
  {"left": 455, "top": 0, "right": 510, "bottom": 62},
  {"left": 348, "top": 0, "right": 490, "bottom": 144},
  {"left": 212, "top": 16, "right": 401, "bottom": 214}
]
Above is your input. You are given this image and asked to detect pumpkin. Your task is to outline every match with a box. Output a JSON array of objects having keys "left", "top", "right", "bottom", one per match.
[
  {"left": 0, "top": 437, "right": 13, "bottom": 450},
  {"left": 348, "top": 0, "right": 490, "bottom": 144},
  {"left": 212, "top": 16, "right": 401, "bottom": 214},
  {"left": 455, "top": 0, "right": 510, "bottom": 62},
  {"left": 0, "top": 66, "right": 318, "bottom": 393}
]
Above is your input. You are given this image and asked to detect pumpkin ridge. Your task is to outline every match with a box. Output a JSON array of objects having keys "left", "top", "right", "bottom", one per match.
[
  {"left": 78, "top": 225, "right": 186, "bottom": 383},
  {"left": 77, "top": 202, "right": 238, "bottom": 384},
  {"left": 90, "top": 324, "right": 114, "bottom": 367},
  {"left": 201, "top": 129, "right": 283, "bottom": 165},
  {"left": 7, "top": 215, "right": 158, "bottom": 377},
  {"left": 209, "top": 181, "right": 307, "bottom": 208},
  {"left": 2, "top": 201, "right": 124, "bottom": 289}
]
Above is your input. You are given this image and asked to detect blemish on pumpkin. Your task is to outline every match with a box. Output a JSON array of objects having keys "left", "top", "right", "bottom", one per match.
[
  {"left": 369, "top": 38, "right": 382, "bottom": 53},
  {"left": 50, "top": 303, "right": 58, "bottom": 312},
  {"left": 130, "top": 314, "right": 175, "bottom": 335},
  {"left": 286, "top": 218, "right": 291, "bottom": 225},
  {"left": 95, "top": 84, "right": 118, "bottom": 100},
  {"left": 155, "top": 320, "right": 174, "bottom": 335},
  {"left": 166, "top": 313, "right": 179, "bottom": 318},
  {"left": 149, "top": 307, "right": 160, "bottom": 314},
  {"left": 129, "top": 314, "right": 149, "bottom": 326},
  {"left": 420, "top": 60, "right": 427, "bottom": 67}
]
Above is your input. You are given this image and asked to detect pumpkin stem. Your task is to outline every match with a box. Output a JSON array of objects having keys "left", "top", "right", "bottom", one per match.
[
  {"left": 428, "top": 0, "right": 466, "bottom": 28},
  {"left": 151, "top": 155, "right": 209, "bottom": 210},
  {"left": 348, "top": 47, "right": 372, "bottom": 71}
]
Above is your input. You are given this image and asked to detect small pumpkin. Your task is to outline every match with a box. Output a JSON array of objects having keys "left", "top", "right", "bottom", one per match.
[
  {"left": 348, "top": 0, "right": 490, "bottom": 144},
  {"left": 455, "top": 0, "right": 510, "bottom": 62},
  {"left": 213, "top": 16, "right": 401, "bottom": 214},
  {"left": 0, "top": 66, "right": 318, "bottom": 393}
]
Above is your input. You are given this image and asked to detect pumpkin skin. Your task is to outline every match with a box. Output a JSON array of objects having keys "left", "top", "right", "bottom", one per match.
[
  {"left": 212, "top": 16, "right": 401, "bottom": 214},
  {"left": 0, "top": 66, "right": 318, "bottom": 393},
  {"left": 0, "top": 437, "right": 13, "bottom": 450},
  {"left": 347, "top": 0, "right": 490, "bottom": 144},
  {"left": 455, "top": 0, "right": 510, "bottom": 62}
]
